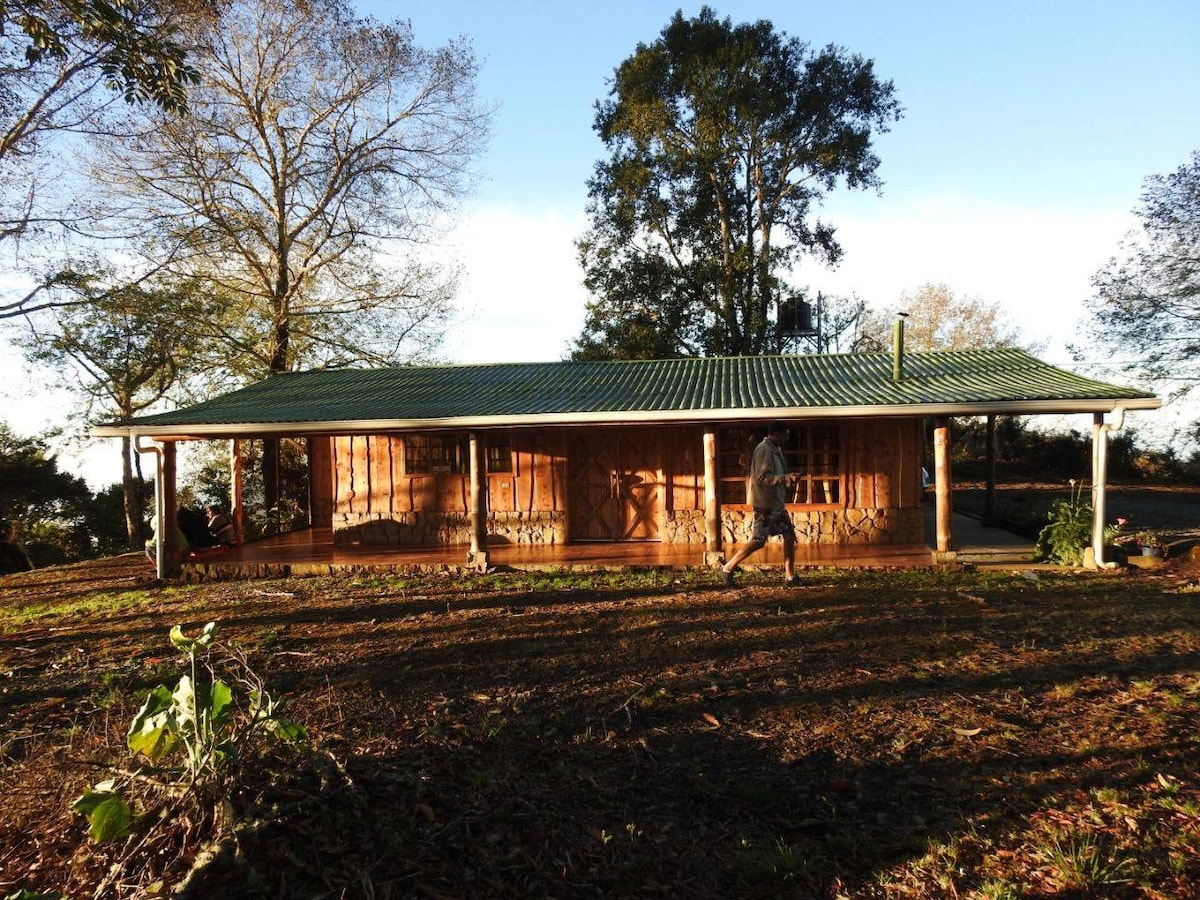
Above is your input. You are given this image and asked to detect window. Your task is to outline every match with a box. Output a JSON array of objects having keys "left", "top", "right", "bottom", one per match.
[
  {"left": 403, "top": 433, "right": 513, "bottom": 476},
  {"left": 788, "top": 424, "right": 840, "bottom": 505},
  {"left": 404, "top": 434, "right": 467, "bottom": 475},
  {"left": 485, "top": 435, "right": 514, "bottom": 474},
  {"left": 717, "top": 426, "right": 759, "bottom": 505},
  {"left": 717, "top": 424, "right": 841, "bottom": 506}
]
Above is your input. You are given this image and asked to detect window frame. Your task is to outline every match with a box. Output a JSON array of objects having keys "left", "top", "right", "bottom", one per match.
[
  {"left": 402, "top": 433, "right": 516, "bottom": 477},
  {"left": 717, "top": 423, "right": 843, "bottom": 508}
]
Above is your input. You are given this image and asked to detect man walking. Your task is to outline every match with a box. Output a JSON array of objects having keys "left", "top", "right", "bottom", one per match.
[{"left": 719, "top": 421, "right": 800, "bottom": 587}]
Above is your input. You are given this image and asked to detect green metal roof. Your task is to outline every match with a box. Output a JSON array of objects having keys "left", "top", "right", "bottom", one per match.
[{"left": 93, "top": 349, "right": 1158, "bottom": 438}]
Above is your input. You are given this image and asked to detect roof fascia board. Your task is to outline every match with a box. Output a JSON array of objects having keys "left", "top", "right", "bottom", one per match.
[{"left": 91, "top": 397, "right": 1161, "bottom": 440}]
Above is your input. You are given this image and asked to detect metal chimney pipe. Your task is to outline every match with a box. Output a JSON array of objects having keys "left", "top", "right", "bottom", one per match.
[{"left": 892, "top": 312, "right": 908, "bottom": 382}]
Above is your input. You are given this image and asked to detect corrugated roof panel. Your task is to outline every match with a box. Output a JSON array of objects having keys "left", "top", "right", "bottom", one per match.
[{"left": 105, "top": 349, "right": 1157, "bottom": 434}]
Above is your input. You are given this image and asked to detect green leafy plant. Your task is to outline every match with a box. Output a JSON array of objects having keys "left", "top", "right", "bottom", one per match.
[
  {"left": 71, "top": 622, "right": 306, "bottom": 845},
  {"left": 1136, "top": 530, "right": 1161, "bottom": 550},
  {"left": 1034, "top": 480, "right": 1122, "bottom": 565},
  {"left": 70, "top": 779, "right": 132, "bottom": 843}
]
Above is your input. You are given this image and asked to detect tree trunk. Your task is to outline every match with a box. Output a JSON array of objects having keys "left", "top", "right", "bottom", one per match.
[
  {"left": 120, "top": 435, "right": 145, "bottom": 550},
  {"left": 262, "top": 307, "right": 290, "bottom": 516}
]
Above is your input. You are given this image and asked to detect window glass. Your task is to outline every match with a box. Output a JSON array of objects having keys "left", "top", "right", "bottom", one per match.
[
  {"left": 486, "top": 436, "right": 513, "bottom": 473},
  {"left": 405, "top": 434, "right": 467, "bottom": 475},
  {"left": 404, "top": 434, "right": 512, "bottom": 475}
]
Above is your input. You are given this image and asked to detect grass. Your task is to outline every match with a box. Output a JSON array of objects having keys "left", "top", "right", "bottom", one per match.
[
  {"left": 0, "top": 558, "right": 1197, "bottom": 898},
  {"left": 0, "top": 588, "right": 161, "bottom": 625}
]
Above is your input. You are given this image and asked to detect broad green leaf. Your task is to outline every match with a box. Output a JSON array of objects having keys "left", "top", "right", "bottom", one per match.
[
  {"left": 269, "top": 717, "right": 308, "bottom": 744},
  {"left": 208, "top": 678, "right": 234, "bottom": 729},
  {"left": 128, "top": 686, "right": 180, "bottom": 761},
  {"left": 87, "top": 794, "right": 132, "bottom": 843},
  {"left": 71, "top": 789, "right": 131, "bottom": 843},
  {"left": 128, "top": 711, "right": 179, "bottom": 761},
  {"left": 172, "top": 674, "right": 198, "bottom": 731}
]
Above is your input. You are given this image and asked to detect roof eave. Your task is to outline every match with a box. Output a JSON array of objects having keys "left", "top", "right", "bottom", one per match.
[{"left": 91, "top": 397, "right": 1161, "bottom": 441}]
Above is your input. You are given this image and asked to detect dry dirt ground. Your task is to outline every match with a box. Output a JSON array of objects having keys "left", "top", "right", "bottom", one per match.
[
  {"left": 0, "top": 551, "right": 1198, "bottom": 899},
  {"left": 954, "top": 482, "right": 1200, "bottom": 543}
]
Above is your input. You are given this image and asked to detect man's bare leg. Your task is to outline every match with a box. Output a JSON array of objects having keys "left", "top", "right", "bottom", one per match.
[
  {"left": 782, "top": 533, "right": 797, "bottom": 582},
  {"left": 720, "top": 539, "right": 765, "bottom": 583}
]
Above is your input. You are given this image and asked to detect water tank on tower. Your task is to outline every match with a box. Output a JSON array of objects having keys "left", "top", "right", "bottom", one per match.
[{"left": 777, "top": 298, "right": 816, "bottom": 336}]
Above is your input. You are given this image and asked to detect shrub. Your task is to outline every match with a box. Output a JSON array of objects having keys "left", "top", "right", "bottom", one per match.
[{"left": 1034, "top": 480, "right": 1122, "bottom": 565}]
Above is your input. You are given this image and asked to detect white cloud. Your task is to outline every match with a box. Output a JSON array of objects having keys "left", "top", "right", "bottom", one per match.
[
  {"left": 441, "top": 206, "right": 590, "bottom": 363},
  {"left": 793, "top": 195, "right": 1136, "bottom": 362}
]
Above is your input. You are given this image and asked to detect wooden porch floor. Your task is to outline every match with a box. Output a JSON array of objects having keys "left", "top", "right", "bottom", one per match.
[{"left": 181, "top": 511, "right": 1036, "bottom": 579}]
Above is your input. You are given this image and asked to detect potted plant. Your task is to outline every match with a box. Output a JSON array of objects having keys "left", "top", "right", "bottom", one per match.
[{"left": 1137, "top": 531, "right": 1163, "bottom": 557}]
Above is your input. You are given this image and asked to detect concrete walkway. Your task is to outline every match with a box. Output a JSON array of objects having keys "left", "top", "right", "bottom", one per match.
[{"left": 945, "top": 510, "right": 1039, "bottom": 568}]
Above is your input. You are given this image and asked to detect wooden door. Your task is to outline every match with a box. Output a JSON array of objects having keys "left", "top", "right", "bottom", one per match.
[{"left": 569, "top": 430, "right": 662, "bottom": 541}]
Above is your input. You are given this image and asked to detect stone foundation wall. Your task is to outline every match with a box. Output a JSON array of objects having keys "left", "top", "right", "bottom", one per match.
[
  {"left": 333, "top": 510, "right": 567, "bottom": 546},
  {"left": 663, "top": 510, "right": 707, "bottom": 544},
  {"left": 658, "top": 507, "right": 924, "bottom": 546},
  {"left": 335, "top": 507, "right": 921, "bottom": 548},
  {"left": 719, "top": 506, "right": 924, "bottom": 546}
]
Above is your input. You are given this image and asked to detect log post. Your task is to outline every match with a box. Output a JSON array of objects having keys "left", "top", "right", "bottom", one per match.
[
  {"left": 159, "top": 440, "right": 181, "bottom": 579},
  {"left": 230, "top": 439, "right": 244, "bottom": 541},
  {"left": 467, "top": 431, "right": 489, "bottom": 571},
  {"left": 983, "top": 414, "right": 997, "bottom": 526},
  {"left": 1090, "top": 412, "right": 1107, "bottom": 568},
  {"left": 932, "top": 418, "right": 957, "bottom": 564},
  {"left": 703, "top": 427, "right": 723, "bottom": 566}
]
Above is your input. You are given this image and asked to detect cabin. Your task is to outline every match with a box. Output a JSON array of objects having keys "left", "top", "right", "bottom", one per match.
[{"left": 93, "top": 349, "right": 1158, "bottom": 579}]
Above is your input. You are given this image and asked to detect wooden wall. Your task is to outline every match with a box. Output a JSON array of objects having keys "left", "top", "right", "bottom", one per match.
[
  {"left": 318, "top": 417, "right": 925, "bottom": 531},
  {"left": 840, "top": 418, "right": 925, "bottom": 511},
  {"left": 328, "top": 431, "right": 567, "bottom": 520},
  {"left": 664, "top": 425, "right": 705, "bottom": 512}
]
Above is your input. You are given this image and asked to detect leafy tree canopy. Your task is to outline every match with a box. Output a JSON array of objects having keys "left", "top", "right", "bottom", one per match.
[
  {"left": 103, "top": 0, "right": 486, "bottom": 382},
  {"left": 0, "top": 422, "right": 91, "bottom": 571},
  {"left": 20, "top": 264, "right": 203, "bottom": 548},
  {"left": 865, "top": 282, "right": 1026, "bottom": 352},
  {"left": 0, "top": 0, "right": 200, "bottom": 120},
  {"left": 0, "top": 0, "right": 202, "bottom": 250},
  {"left": 1081, "top": 151, "right": 1200, "bottom": 400},
  {"left": 573, "top": 6, "right": 900, "bottom": 360}
]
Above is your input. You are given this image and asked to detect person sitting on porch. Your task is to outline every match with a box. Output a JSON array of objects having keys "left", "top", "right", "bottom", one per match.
[
  {"left": 145, "top": 514, "right": 188, "bottom": 564},
  {"left": 206, "top": 505, "right": 238, "bottom": 547},
  {"left": 719, "top": 421, "right": 801, "bottom": 587},
  {"left": 177, "top": 506, "right": 218, "bottom": 552}
]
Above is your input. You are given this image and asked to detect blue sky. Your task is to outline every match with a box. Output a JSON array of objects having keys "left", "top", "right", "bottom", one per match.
[
  {"left": 380, "top": 0, "right": 1197, "bottom": 213},
  {"left": 5, "top": 0, "right": 1199, "bottom": 483},
  {"left": 350, "top": 0, "right": 1200, "bottom": 372}
]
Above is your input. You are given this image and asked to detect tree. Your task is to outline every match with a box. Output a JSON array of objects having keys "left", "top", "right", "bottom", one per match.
[
  {"left": 22, "top": 266, "right": 202, "bottom": 549},
  {"left": 0, "top": 0, "right": 201, "bottom": 256},
  {"left": 573, "top": 7, "right": 900, "bottom": 360},
  {"left": 1081, "top": 151, "right": 1200, "bottom": 397},
  {"left": 866, "top": 282, "right": 1025, "bottom": 352},
  {"left": 0, "top": 422, "right": 91, "bottom": 571},
  {"left": 104, "top": 0, "right": 488, "bottom": 505}
]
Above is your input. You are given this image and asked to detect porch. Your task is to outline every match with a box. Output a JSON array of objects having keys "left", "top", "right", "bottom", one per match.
[{"left": 180, "top": 511, "right": 1036, "bottom": 580}]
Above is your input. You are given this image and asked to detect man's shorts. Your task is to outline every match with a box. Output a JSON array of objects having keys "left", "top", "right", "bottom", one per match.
[{"left": 751, "top": 507, "right": 795, "bottom": 542}]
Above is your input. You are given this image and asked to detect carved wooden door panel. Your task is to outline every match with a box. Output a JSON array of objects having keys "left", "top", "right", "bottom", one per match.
[{"left": 568, "top": 430, "right": 662, "bottom": 541}]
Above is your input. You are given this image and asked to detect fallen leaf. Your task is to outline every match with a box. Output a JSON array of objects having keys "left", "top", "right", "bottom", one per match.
[
  {"left": 416, "top": 803, "right": 437, "bottom": 823},
  {"left": 702, "top": 712, "right": 721, "bottom": 727},
  {"left": 953, "top": 727, "right": 983, "bottom": 737}
]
